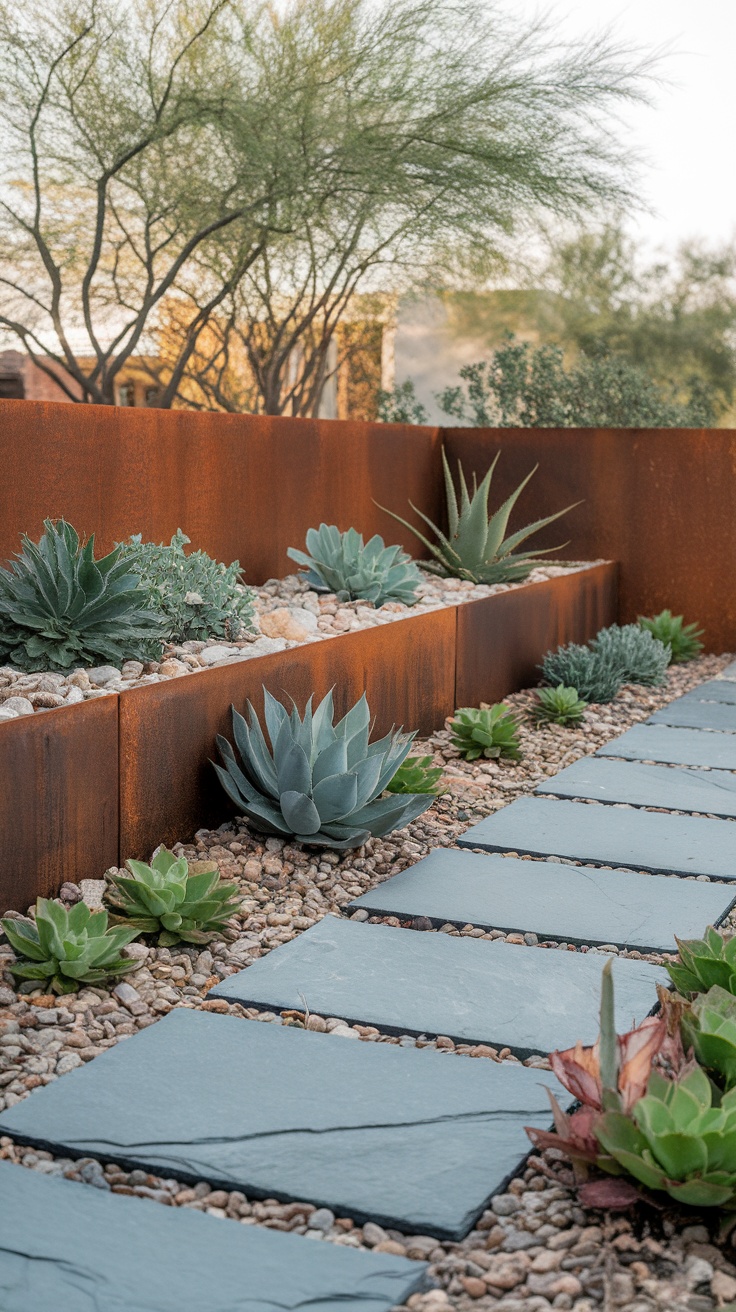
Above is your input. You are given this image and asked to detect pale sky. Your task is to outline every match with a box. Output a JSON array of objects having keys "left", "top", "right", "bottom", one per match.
[{"left": 513, "top": 0, "right": 736, "bottom": 255}]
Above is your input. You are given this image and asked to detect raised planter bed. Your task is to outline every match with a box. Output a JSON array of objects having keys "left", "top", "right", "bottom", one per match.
[{"left": 0, "top": 562, "right": 616, "bottom": 911}]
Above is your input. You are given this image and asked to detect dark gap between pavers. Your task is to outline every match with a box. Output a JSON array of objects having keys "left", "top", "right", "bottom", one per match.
[
  {"left": 347, "top": 849, "right": 736, "bottom": 953},
  {"left": 457, "top": 796, "right": 736, "bottom": 880},
  {"left": 0, "top": 1010, "right": 568, "bottom": 1242},
  {"left": 0, "top": 1160, "right": 426, "bottom": 1312},
  {"left": 648, "top": 699, "right": 736, "bottom": 733},
  {"left": 597, "top": 724, "right": 736, "bottom": 770},
  {"left": 675, "top": 680, "right": 736, "bottom": 705},
  {"left": 536, "top": 756, "right": 736, "bottom": 820},
  {"left": 210, "top": 917, "right": 667, "bottom": 1057}
]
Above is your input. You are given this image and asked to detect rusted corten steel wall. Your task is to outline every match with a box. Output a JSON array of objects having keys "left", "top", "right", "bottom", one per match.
[
  {"left": 0, "top": 698, "right": 119, "bottom": 916},
  {"left": 443, "top": 427, "right": 736, "bottom": 652},
  {"left": 455, "top": 563, "right": 618, "bottom": 710},
  {"left": 117, "top": 609, "right": 457, "bottom": 860},
  {"left": 0, "top": 400, "right": 443, "bottom": 583}
]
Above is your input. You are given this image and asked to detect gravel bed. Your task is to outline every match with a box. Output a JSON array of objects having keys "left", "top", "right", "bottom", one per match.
[
  {"left": 1, "top": 649, "right": 735, "bottom": 1310},
  {"left": 0, "top": 562, "right": 601, "bottom": 717}
]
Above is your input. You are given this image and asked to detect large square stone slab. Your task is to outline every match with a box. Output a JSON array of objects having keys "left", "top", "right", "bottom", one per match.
[
  {"left": 597, "top": 724, "right": 736, "bottom": 770},
  {"left": 536, "top": 756, "right": 736, "bottom": 819},
  {"left": 718, "top": 661, "right": 736, "bottom": 680},
  {"left": 211, "top": 916, "right": 666, "bottom": 1055},
  {"left": 0, "top": 1160, "right": 424, "bottom": 1311},
  {"left": 348, "top": 849, "right": 735, "bottom": 952},
  {"left": 0, "top": 1009, "right": 567, "bottom": 1241},
  {"left": 649, "top": 699, "right": 736, "bottom": 732},
  {"left": 457, "top": 796, "right": 736, "bottom": 879}
]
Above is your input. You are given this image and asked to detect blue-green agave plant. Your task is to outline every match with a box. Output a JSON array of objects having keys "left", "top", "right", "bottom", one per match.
[{"left": 213, "top": 689, "right": 433, "bottom": 849}]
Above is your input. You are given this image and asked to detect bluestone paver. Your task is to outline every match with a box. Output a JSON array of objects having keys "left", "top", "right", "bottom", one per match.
[
  {"left": 648, "top": 699, "right": 736, "bottom": 733},
  {"left": 536, "top": 756, "right": 736, "bottom": 819},
  {"left": 597, "top": 724, "right": 736, "bottom": 770}
]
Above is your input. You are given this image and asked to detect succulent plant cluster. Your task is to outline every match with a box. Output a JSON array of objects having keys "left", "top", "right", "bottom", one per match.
[
  {"left": 1, "top": 900, "right": 137, "bottom": 995},
  {"left": 120, "top": 529, "right": 255, "bottom": 642},
  {"left": 639, "top": 610, "right": 704, "bottom": 664},
  {"left": 0, "top": 520, "right": 165, "bottom": 672},
  {"left": 381, "top": 449, "right": 577, "bottom": 586},
  {"left": 214, "top": 689, "right": 433, "bottom": 848},
  {"left": 386, "top": 754, "right": 444, "bottom": 795},
  {"left": 532, "top": 683, "right": 587, "bottom": 726},
  {"left": 527, "top": 932, "right": 736, "bottom": 1213},
  {"left": 449, "top": 704, "right": 522, "bottom": 761},
  {"left": 288, "top": 525, "right": 422, "bottom": 607},
  {"left": 591, "top": 623, "right": 670, "bottom": 687},
  {"left": 105, "top": 848, "right": 241, "bottom": 945},
  {"left": 540, "top": 642, "right": 623, "bottom": 704}
]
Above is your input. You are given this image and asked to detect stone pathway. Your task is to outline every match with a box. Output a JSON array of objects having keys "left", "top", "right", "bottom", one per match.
[{"left": 3, "top": 664, "right": 736, "bottom": 1304}]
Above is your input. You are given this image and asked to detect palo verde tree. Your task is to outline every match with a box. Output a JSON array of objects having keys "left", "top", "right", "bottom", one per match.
[
  {"left": 155, "top": 0, "right": 654, "bottom": 416},
  {"left": 0, "top": 0, "right": 349, "bottom": 405}
]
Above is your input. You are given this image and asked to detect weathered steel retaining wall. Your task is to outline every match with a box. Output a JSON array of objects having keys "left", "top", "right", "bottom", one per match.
[{"left": 0, "top": 564, "right": 616, "bottom": 912}]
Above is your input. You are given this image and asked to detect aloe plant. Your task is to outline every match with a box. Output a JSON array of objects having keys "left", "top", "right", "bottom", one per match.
[
  {"left": 532, "top": 684, "right": 587, "bottom": 726},
  {"left": 287, "top": 525, "right": 422, "bottom": 606},
  {"left": 106, "top": 848, "right": 241, "bottom": 946},
  {"left": 214, "top": 689, "right": 433, "bottom": 849},
  {"left": 1, "top": 899, "right": 137, "bottom": 995},
  {"left": 380, "top": 449, "right": 578, "bottom": 585},
  {"left": 386, "top": 754, "right": 444, "bottom": 795},
  {"left": 667, "top": 926, "right": 736, "bottom": 998},
  {"left": 639, "top": 610, "right": 704, "bottom": 664},
  {"left": 449, "top": 704, "right": 522, "bottom": 761},
  {"left": 0, "top": 519, "right": 165, "bottom": 671}
]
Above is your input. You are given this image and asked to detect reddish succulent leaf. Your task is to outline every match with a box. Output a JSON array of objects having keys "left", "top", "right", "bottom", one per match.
[{"left": 579, "top": 1177, "right": 643, "bottom": 1210}]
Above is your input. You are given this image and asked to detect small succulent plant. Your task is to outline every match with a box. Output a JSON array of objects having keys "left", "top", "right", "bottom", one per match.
[
  {"left": 681, "top": 986, "right": 736, "bottom": 1090},
  {"left": 666, "top": 926, "right": 736, "bottom": 998},
  {"left": 540, "top": 643, "right": 623, "bottom": 704},
  {"left": 214, "top": 689, "right": 433, "bottom": 848},
  {"left": 0, "top": 519, "right": 165, "bottom": 671},
  {"left": 532, "top": 684, "right": 587, "bottom": 726},
  {"left": 287, "top": 525, "right": 422, "bottom": 606},
  {"left": 105, "top": 848, "right": 241, "bottom": 946},
  {"left": 639, "top": 610, "right": 704, "bottom": 664},
  {"left": 1, "top": 899, "right": 138, "bottom": 995},
  {"left": 386, "top": 754, "right": 444, "bottom": 795},
  {"left": 591, "top": 624, "right": 670, "bottom": 687},
  {"left": 380, "top": 448, "right": 578, "bottom": 585},
  {"left": 449, "top": 704, "right": 522, "bottom": 761},
  {"left": 596, "top": 1062, "right": 736, "bottom": 1208},
  {"left": 120, "top": 529, "right": 255, "bottom": 642}
]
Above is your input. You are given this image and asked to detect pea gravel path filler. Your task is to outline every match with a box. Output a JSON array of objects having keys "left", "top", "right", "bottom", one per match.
[{"left": 3, "top": 651, "right": 736, "bottom": 1312}]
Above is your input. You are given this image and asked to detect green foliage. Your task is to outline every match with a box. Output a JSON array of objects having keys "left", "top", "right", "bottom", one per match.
[
  {"left": 682, "top": 988, "right": 736, "bottom": 1091},
  {"left": 449, "top": 704, "right": 522, "bottom": 761},
  {"left": 639, "top": 610, "right": 704, "bottom": 664},
  {"left": 667, "top": 927, "right": 736, "bottom": 998},
  {"left": 214, "top": 689, "right": 433, "bottom": 849},
  {"left": 591, "top": 623, "right": 670, "bottom": 686},
  {"left": 120, "top": 530, "right": 255, "bottom": 643},
  {"left": 1, "top": 899, "right": 137, "bottom": 995},
  {"left": 381, "top": 449, "right": 576, "bottom": 585},
  {"left": 532, "top": 684, "right": 587, "bottom": 726},
  {"left": 386, "top": 755, "right": 444, "bottom": 795},
  {"left": 376, "top": 381, "right": 429, "bottom": 426},
  {"left": 540, "top": 643, "right": 623, "bottom": 704},
  {"left": 435, "top": 334, "right": 719, "bottom": 428},
  {"left": 287, "top": 525, "right": 422, "bottom": 606},
  {"left": 105, "top": 847, "right": 241, "bottom": 946},
  {"left": 596, "top": 1063, "right": 736, "bottom": 1208},
  {"left": 0, "top": 519, "right": 165, "bottom": 672}
]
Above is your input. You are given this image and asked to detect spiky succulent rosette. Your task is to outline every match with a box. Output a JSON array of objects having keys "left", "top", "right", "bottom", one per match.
[
  {"left": 105, "top": 847, "right": 241, "bottom": 946},
  {"left": 287, "top": 524, "right": 422, "bottom": 606},
  {"left": 214, "top": 689, "right": 432, "bottom": 849}
]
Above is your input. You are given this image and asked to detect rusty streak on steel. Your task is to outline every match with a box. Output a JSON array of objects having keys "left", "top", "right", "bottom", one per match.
[
  {"left": 0, "top": 401, "right": 445, "bottom": 584},
  {"left": 117, "top": 609, "right": 457, "bottom": 860},
  {"left": 443, "top": 426, "right": 736, "bottom": 653},
  {"left": 0, "top": 697, "right": 118, "bottom": 916},
  {"left": 455, "top": 563, "right": 618, "bottom": 710}
]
